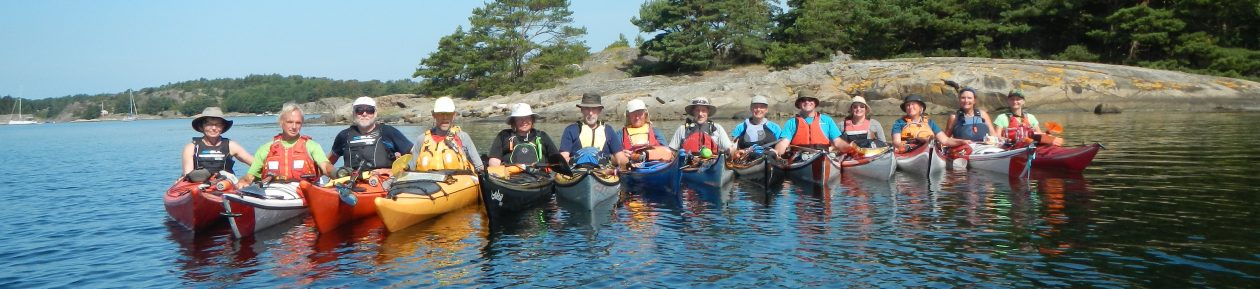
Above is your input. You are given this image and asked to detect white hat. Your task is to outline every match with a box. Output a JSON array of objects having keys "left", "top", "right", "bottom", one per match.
[
  {"left": 685, "top": 96, "right": 717, "bottom": 115},
  {"left": 626, "top": 99, "right": 647, "bottom": 113},
  {"left": 352, "top": 96, "right": 376, "bottom": 107},
  {"left": 850, "top": 96, "right": 868, "bottom": 106},
  {"left": 751, "top": 95, "right": 770, "bottom": 105},
  {"left": 507, "top": 103, "right": 538, "bottom": 125},
  {"left": 433, "top": 97, "right": 456, "bottom": 113}
]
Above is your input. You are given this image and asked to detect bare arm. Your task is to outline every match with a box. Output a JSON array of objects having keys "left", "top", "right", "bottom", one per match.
[
  {"left": 935, "top": 131, "right": 971, "bottom": 147},
  {"left": 980, "top": 111, "right": 997, "bottom": 137},
  {"left": 229, "top": 140, "right": 254, "bottom": 168},
  {"left": 181, "top": 143, "right": 196, "bottom": 176},
  {"left": 944, "top": 115, "right": 957, "bottom": 137}
]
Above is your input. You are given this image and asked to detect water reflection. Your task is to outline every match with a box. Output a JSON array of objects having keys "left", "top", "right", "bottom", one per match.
[{"left": 376, "top": 205, "right": 486, "bottom": 287}]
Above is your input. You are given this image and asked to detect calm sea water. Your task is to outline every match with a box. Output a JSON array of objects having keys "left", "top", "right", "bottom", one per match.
[{"left": 1, "top": 112, "right": 1258, "bottom": 288}]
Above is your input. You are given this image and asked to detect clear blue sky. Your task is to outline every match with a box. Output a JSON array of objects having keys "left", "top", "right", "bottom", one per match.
[{"left": 0, "top": 0, "right": 646, "bottom": 99}]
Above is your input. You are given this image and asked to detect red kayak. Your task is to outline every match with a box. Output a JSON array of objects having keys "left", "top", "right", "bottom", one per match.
[
  {"left": 1032, "top": 143, "right": 1104, "bottom": 171},
  {"left": 304, "top": 169, "right": 390, "bottom": 233},
  {"left": 164, "top": 179, "right": 233, "bottom": 231}
]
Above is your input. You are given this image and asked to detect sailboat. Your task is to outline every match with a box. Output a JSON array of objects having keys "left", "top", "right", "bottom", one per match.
[
  {"left": 8, "top": 97, "right": 38, "bottom": 125},
  {"left": 122, "top": 90, "right": 138, "bottom": 121}
]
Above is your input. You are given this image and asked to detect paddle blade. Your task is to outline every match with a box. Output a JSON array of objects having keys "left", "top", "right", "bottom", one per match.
[
  {"left": 1045, "top": 121, "right": 1063, "bottom": 135},
  {"left": 391, "top": 154, "right": 413, "bottom": 176},
  {"left": 336, "top": 185, "right": 358, "bottom": 206}
]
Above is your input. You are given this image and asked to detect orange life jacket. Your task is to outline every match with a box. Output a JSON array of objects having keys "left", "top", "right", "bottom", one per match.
[
  {"left": 263, "top": 135, "right": 319, "bottom": 182},
  {"left": 791, "top": 112, "right": 830, "bottom": 146},
  {"left": 899, "top": 116, "right": 935, "bottom": 144},
  {"left": 680, "top": 121, "right": 718, "bottom": 154}
]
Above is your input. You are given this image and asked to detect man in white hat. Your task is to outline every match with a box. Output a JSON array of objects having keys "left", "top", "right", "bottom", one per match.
[
  {"left": 559, "top": 93, "right": 623, "bottom": 165},
  {"left": 182, "top": 107, "right": 254, "bottom": 182},
  {"left": 487, "top": 103, "right": 558, "bottom": 167},
  {"left": 612, "top": 98, "right": 672, "bottom": 168},
  {"left": 328, "top": 96, "right": 414, "bottom": 171},
  {"left": 729, "top": 95, "right": 783, "bottom": 159},
  {"left": 668, "top": 96, "right": 736, "bottom": 158},
  {"left": 412, "top": 97, "right": 483, "bottom": 172}
]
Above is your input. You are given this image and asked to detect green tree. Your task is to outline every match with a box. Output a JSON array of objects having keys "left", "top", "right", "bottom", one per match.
[
  {"left": 415, "top": 0, "right": 589, "bottom": 98},
  {"left": 632, "top": 0, "right": 777, "bottom": 73},
  {"left": 1088, "top": 4, "right": 1185, "bottom": 63},
  {"left": 606, "top": 33, "right": 630, "bottom": 50},
  {"left": 180, "top": 95, "right": 218, "bottom": 116}
]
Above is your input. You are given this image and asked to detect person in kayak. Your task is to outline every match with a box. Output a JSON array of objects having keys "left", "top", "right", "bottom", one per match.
[
  {"left": 840, "top": 96, "right": 888, "bottom": 148},
  {"left": 890, "top": 95, "right": 972, "bottom": 153},
  {"left": 944, "top": 87, "right": 996, "bottom": 143},
  {"left": 181, "top": 107, "right": 254, "bottom": 183},
  {"left": 327, "top": 96, "right": 414, "bottom": 171},
  {"left": 668, "top": 96, "right": 736, "bottom": 159},
  {"left": 559, "top": 92, "right": 622, "bottom": 167},
  {"left": 772, "top": 92, "right": 849, "bottom": 156},
  {"left": 487, "top": 103, "right": 559, "bottom": 168},
  {"left": 237, "top": 103, "right": 333, "bottom": 187},
  {"left": 993, "top": 89, "right": 1063, "bottom": 148},
  {"left": 412, "top": 97, "right": 483, "bottom": 172},
  {"left": 612, "top": 98, "right": 673, "bottom": 168},
  {"left": 729, "top": 94, "right": 782, "bottom": 160}
]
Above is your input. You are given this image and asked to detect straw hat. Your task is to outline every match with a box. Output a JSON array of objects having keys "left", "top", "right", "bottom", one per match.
[{"left": 191, "top": 107, "right": 233, "bottom": 133}]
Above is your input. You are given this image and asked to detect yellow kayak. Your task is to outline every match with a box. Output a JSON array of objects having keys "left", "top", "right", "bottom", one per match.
[{"left": 375, "top": 172, "right": 481, "bottom": 232}]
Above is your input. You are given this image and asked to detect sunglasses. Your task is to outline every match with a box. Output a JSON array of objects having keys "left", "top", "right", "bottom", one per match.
[{"left": 354, "top": 105, "right": 376, "bottom": 114}]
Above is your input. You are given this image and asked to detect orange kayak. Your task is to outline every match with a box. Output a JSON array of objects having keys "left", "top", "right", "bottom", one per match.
[{"left": 303, "top": 170, "right": 390, "bottom": 233}]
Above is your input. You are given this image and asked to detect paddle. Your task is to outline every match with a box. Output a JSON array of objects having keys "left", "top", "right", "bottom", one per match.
[
  {"left": 547, "top": 153, "right": 574, "bottom": 175},
  {"left": 1045, "top": 121, "right": 1063, "bottom": 135},
  {"left": 390, "top": 154, "right": 413, "bottom": 177}
]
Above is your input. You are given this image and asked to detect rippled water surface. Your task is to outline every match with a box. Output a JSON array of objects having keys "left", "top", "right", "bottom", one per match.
[{"left": 1, "top": 112, "right": 1259, "bottom": 288}]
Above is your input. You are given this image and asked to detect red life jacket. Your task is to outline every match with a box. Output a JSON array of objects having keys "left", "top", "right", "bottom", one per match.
[
  {"left": 842, "top": 118, "right": 872, "bottom": 142},
  {"left": 622, "top": 125, "right": 660, "bottom": 150},
  {"left": 262, "top": 135, "right": 319, "bottom": 182},
  {"left": 680, "top": 122, "right": 718, "bottom": 154},
  {"left": 791, "top": 112, "right": 830, "bottom": 146},
  {"left": 1002, "top": 113, "right": 1035, "bottom": 146}
]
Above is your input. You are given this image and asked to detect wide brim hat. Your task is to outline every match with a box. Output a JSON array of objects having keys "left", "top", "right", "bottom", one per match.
[
  {"left": 850, "top": 96, "right": 869, "bottom": 108},
  {"left": 506, "top": 103, "right": 539, "bottom": 125},
  {"left": 191, "top": 107, "right": 233, "bottom": 133},
  {"left": 576, "top": 92, "right": 604, "bottom": 108},
  {"left": 794, "top": 93, "right": 820, "bottom": 108},
  {"left": 900, "top": 95, "right": 926, "bottom": 112},
  {"left": 684, "top": 96, "right": 718, "bottom": 115}
]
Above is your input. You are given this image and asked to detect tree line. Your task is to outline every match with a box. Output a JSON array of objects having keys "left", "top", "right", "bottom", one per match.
[{"left": 7, "top": 74, "right": 421, "bottom": 120}]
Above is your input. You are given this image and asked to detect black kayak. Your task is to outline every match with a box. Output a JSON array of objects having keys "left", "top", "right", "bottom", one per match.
[{"left": 480, "top": 168, "right": 554, "bottom": 221}]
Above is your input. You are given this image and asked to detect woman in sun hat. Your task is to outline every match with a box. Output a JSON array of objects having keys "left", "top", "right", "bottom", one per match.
[
  {"left": 486, "top": 103, "right": 559, "bottom": 167},
  {"left": 181, "top": 107, "right": 254, "bottom": 182},
  {"left": 840, "top": 96, "right": 888, "bottom": 148}
]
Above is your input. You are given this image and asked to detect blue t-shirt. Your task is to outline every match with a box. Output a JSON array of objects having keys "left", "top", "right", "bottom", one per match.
[
  {"left": 559, "top": 122, "right": 623, "bottom": 156},
  {"left": 778, "top": 114, "right": 843, "bottom": 141}
]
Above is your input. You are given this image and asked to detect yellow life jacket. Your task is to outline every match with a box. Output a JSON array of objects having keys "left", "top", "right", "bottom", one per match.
[
  {"left": 578, "top": 122, "right": 608, "bottom": 149},
  {"left": 413, "top": 126, "right": 471, "bottom": 171},
  {"left": 624, "top": 125, "right": 654, "bottom": 147}
]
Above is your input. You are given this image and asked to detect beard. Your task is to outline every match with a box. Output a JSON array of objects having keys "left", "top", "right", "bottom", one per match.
[
  {"left": 355, "top": 118, "right": 375, "bottom": 130},
  {"left": 583, "top": 114, "right": 599, "bottom": 126}
]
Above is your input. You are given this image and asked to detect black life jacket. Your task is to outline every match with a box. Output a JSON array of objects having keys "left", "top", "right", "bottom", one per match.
[
  {"left": 193, "top": 137, "right": 234, "bottom": 175},
  {"left": 507, "top": 131, "right": 544, "bottom": 165},
  {"left": 341, "top": 125, "right": 395, "bottom": 170}
]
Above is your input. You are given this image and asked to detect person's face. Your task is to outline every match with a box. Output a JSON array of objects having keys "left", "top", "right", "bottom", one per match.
[
  {"left": 691, "top": 107, "right": 710, "bottom": 123},
  {"left": 279, "top": 111, "right": 304, "bottom": 139},
  {"left": 513, "top": 116, "right": 534, "bottom": 133},
  {"left": 353, "top": 105, "right": 376, "bottom": 129},
  {"left": 201, "top": 118, "right": 226, "bottom": 138},
  {"left": 798, "top": 100, "right": 817, "bottom": 114},
  {"left": 904, "top": 102, "right": 923, "bottom": 117},
  {"left": 581, "top": 107, "right": 602, "bottom": 125},
  {"left": 958, "top": 91, "right": 976, "bottom": 110},
  {"left": 1008, "top": 97, "right": 1025, "bottom": 110},
  {"left": 849, "top": 103, "right": 867, "bottom": 118},
  {"left": 627, "top": 110, "right": 646, "bottom": 127},
  {"left": 750, "top": 103, "right": 768, "bottom": 119},
  {"left": 433, "top": 112, "right": 455, "bottom": 131}
]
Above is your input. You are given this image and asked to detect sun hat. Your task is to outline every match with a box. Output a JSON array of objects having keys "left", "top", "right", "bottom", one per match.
[
  {"left": 900, "top": 95, "right": 926, "bottom": 112},
  {"left": 850, "top": 96, "right": 868, "bottom": 108},
  {"left": 352, "top": 96, "right": 376, "bottom": 107},
  {"left": 751, "top": 95, "right": 770, "bottom": 105},
  {"left": 794, "top": 92, "right": 820, "bottom": 109},
  {"left": 576, "top": 92, "right": 604, "bottom": 108},
  {"left": 685, "top": 96, "right": 718, "bottom": 115},
  {"left": 433, "top": 97, "right": 456, "bottom": 113},
  {"left": 626, "top": 99, "right": 647, "bottom": 113},
  {"left": 191, "top": 107, "right": 233, "bottom": 133},
  {"left": 1007, "top": 89, "right": 1027, "bottom": 99},
  {"left": 506, "top": 103, "right": 538, "bottom": 125}
]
